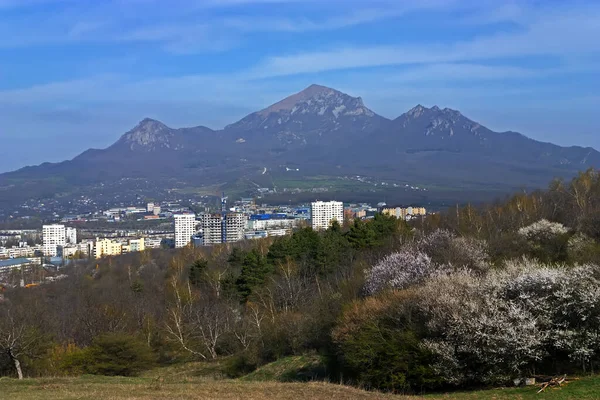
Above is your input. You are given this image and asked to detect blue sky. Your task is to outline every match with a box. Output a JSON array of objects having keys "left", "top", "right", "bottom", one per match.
[{"left": 1, "top": 0, "right": 599, "bottom": 172}]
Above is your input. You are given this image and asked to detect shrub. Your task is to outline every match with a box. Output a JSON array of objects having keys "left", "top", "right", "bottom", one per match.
[
  {"left": 66, "top": 333, "right": 157, "bottom": 376},
  {"left": 333, "top": 292, "right": 441, "bottom": 393},
  {"left": 518, "top": 220, "right": 571, "bottom": 262}
]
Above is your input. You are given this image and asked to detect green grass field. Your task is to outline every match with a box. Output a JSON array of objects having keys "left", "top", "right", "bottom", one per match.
[{"left": 1, "top": 360, "right": 599, "bottom": 400}]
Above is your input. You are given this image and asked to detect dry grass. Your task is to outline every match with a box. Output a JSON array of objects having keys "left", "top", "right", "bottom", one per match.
[{"left": 0, "top": 376, "right": 410, "bottom": 400}]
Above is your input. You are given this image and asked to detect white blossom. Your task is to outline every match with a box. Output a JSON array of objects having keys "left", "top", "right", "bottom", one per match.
[
  {"left": 518, "top": 219, "right": 569, "bottom": 241},
  {"left": 364, "top": 251, "right": 440, "bottom": 295}
]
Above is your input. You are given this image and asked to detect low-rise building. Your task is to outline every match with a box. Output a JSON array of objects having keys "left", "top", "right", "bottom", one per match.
[
  {"left": 381, "top": 206, "right": 427, "bottom": 220},
  {"left": 123, "top": 238, "right": 145, "bottom": 253},
  {"left": 93, "top": 238, "right": 123, "bottom": 259}
]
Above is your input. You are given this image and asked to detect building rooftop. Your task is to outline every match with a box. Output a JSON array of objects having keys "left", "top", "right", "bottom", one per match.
[{"left": 0, "top": 257, "right": 33, "bottom": 268}]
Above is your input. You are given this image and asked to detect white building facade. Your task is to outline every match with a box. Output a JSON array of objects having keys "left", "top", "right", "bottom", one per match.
[
  {"left": 310, "top": 201, "right": 344, "bottom": 230},
  {"left": 66, "top": 227, "right": 77, "bottom": 245},
  {"left": 174, "top": 214, "right": 197, "bottom": 248},
  {"left": 43, "top": 224, "right": 66, "bottom": 257}
]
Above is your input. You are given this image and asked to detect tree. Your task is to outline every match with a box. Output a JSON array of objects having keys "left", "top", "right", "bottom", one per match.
[
  {"left": 364, "top": 251, "right": 436, "bottom": 295},
  {"left": 236, "top": 249, "right": 273, "bottom": 301},
  {"left": 189, "top": 259, "right": 208, "bottom": 287},
  {"left": 0, "top": 305, "right": 45, "bottom": 379}
]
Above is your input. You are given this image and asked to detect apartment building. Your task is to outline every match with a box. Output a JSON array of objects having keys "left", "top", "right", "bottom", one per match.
[
  {"left": 199, "top": 213, "right": 247, "bottom": 245},
  {"left": 310, "top": 201, "right": 344, "bottom": 230},
  {"left": 93, "top": 238, "right": 123, "bottom": 259},
  {"left": 66, "top": 227, "right": 77, "bottom": 245},
  {"left": 174, "top": 213, "right": 197, "bottom": 248},
  {"left": 123, "top": 238, "right": 145, "bottom": 253},
  {"left": 43, "top": 224, "right": 66, "bottom": 257},
  {"left": 381, "top": 206, "right": 427, "bottom": 220},
  {"left": 224, "top": 213, "right": 246, "bottom": 243},
  {"left": 201, "top": 214, "right": 223, "bottom": 245}
]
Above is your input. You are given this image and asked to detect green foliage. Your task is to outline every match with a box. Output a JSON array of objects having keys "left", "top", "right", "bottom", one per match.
[
  {"left": 236, "top": 250, "right": 273, "bottom": 301},
  {"left": 333, "top": 293, "right": 441, "bottom": 393},
  {"left": 66, "top": 333, "right": 156, "bottom": 377},
  {"left": 189, "top": 259, "right": 208, "bottom": 287},
  {"left": 223, "top": 353, "right": 258, "bottom": 378}
]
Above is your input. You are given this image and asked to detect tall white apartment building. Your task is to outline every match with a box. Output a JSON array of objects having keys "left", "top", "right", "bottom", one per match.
[
  {"left": 43, "top": 224, "right": 66, "bottom": 257},
  {"left": 174, "top": 214, "right": 197, "bottom": 248},
  {"left": 66, "top": 227, "right": 77, "bottom": 245},
  {"left": 310, "top": 201, "right": 344, "bottom": 230}
]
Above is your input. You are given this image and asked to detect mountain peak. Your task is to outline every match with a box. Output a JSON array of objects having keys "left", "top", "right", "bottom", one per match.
[
  {"left": 258, "top": 84, "right": 346, "bottom": 116},
  {"left": 118, "top": 118, "right": 173, "bottom": 151},
  {"left": 407, "top": 104, "right": 429, "bottom": 118},
  {"left": 135, "top": 118, "right": 168, "bottom": 130}
]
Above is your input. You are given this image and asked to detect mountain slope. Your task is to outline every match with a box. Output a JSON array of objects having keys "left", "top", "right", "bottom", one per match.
[{"left": 1, "top": 84, "right": 599, "bottom": 209}]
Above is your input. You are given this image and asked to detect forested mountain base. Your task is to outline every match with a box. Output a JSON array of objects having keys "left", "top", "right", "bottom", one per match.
[{"left": 2, "top": 170, "right": 600, "bottom": 396}]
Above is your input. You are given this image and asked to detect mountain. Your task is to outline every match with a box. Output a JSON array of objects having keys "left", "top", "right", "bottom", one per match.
[{"left": 1, "top": 84, "right": 599, "bottom": 210}]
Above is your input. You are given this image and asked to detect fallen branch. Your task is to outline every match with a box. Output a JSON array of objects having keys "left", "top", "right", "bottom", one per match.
[{"left": 537, "top": 375, "right": 568, "bottom": 393}]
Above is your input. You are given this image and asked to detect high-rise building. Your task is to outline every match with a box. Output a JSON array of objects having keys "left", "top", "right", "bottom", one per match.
[
  {"left": 224, "top": 213, "right": 246, "bottom": 243},
  {"left": 201, "top": 214, "right": 223, "bottom": 245},
  {"left": 310, "top": 201, "right": 344, "bottom": 230},
  {"left": 43, "top": 224, "right": 66, "bottom": 257},
  {"left": 199, "top": 213, "right": 247, "bottom": 245},
  {"left": 174, "top": 213, "right": 197, "bottom": 248},
  {"left": 66, "top": 227, "right": 77, "bottom": 244}
]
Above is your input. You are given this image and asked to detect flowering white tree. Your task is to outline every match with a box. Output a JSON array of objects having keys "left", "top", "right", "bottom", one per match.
[
  {"left": 518, "top": 219, "right": 569, "bottom": 241},
  {"left": 416, "top": 269, "right": 546, "bottom": 385},
  {"left": 364, "top": 251, "right": 438, "bottom": 295},
  {"left": 417, "top": 230, "right": 490, "bottom": 273}
]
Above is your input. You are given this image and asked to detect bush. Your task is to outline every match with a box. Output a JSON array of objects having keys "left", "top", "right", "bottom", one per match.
[
  {"left": 223, "top": 353, "right": 258, "bottom": 378},
  {"left": 64, "top": 333, "right": 156, "bottom": 376},
  {"left": 333, "top": 292, "right": 441, "bottom": 393}
]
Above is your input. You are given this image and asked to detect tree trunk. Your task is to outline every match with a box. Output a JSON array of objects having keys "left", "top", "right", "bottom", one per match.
[{"left": 13, "top": 356, "right": 23, "bottom": 380}]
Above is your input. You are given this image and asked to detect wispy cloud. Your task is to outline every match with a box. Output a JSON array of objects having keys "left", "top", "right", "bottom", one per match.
[
  {"left": 0, "top": 0, "right": 467, "bottom": 52},
  {"left": 248, "top": 5, "right": 600, "bottom": 78}
]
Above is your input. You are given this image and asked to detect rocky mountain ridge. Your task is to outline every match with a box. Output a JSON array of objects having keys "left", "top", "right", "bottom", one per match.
[{"left": 1, "top": 84, "right": 598, "bottom": 208}]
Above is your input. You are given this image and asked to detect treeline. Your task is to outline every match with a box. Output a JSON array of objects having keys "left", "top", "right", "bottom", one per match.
[
  {"left": 0, "top": 214, "right": 409, "bottom": 380},
  {"left": 2, "top": 170, "right": 600, "bottom": 394}
]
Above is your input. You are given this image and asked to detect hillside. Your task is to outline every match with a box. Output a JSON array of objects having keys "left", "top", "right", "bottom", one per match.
[{"left": 1, "top": 84, "right": 599, "bottom": 210}]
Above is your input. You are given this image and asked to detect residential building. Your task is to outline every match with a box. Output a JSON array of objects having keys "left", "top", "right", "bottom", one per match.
[
  {"left": 66, "top": 227, "right": 77, "bottom": 244},
  {"left": 381, "top": 206, "right": 427, "bottom": 220},
  {"left": 144, "top": 238, "right": 163, "bottom": 249},
  {"left": 248, "top": 214, "right": 298, "bottom": 230},
  {"left": 224, "top": 213, "right": 246, "bottom": 243},
  {"left": 310, "top": 201, "right": 344, "bottom": 230},
  {"left": 201, "top": 214, "right": 223, "bottom": 245},
  {"left": 43, "top": 224, "right": 66, "bottom": 257},
  {"left": 0, "top": 258, "right": 36, "bottom": 273},
  {"left": 93, "top": 238, "right": 122, "bottom": 259},
  {"left": 199, "top": 213, "right": 248, "bottom": 245},
  {"left": 123, "top": 238, "right": 145, "bottom": 253},
  {"left": 174, "top": 213, "right": 197, "bottom": 248}
]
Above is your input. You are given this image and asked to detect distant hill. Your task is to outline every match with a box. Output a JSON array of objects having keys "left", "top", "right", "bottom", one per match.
[{"left": 1, "top": 84, "right": 599, "bottom": 208}]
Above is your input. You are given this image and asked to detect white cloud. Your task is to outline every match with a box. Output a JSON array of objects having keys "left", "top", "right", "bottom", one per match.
[{"left": 248, "top": 5, "right": 600, "bottom": 78}]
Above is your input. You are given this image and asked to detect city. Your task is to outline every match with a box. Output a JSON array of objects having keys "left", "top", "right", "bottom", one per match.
[{"left": 0, "top": 194, "right": 428, "bottom": 286}]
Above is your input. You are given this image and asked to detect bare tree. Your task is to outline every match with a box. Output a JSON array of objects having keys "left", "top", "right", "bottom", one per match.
[
  {"left": 0, "top": 306, "right": 41, "bottom": 379},
  {"left": 164, "top": 278, "right": 233, "bottom": 360}
]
